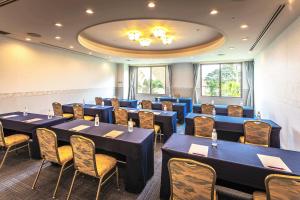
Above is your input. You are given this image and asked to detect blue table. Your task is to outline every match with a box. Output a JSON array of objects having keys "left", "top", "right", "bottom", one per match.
[
  {"left": 103, "top": 98, "right": 138, "bottom": 108},
  {"left": 151, "top": 102, "right": 186, "bottom": 124},
  {"left": 185, "top": 113, "right": 281, "bottom": 148},
  {"left": 193, "top": 104, "right": 255, "bottom": 118},
  {"left": 62, "top": 103, "right": 113, "bottom": 123},
  {"left": 155, "top": 97, "right": 192, "bottom": 113}
]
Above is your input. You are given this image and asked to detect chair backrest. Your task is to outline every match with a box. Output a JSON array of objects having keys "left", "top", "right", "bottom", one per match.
[
  {"left": 52, "top": 102, "right": 63, "bottom": 116},
  {"left": 194, "top": 116, "right": 215, "bottom": 138},
  {"left": 201, "top": 104, "right": 215, "bottom": 115},
  {"left": 70, "top": 135, "right": 98, "bottom": 177},
  {"left": 111, "top": 98, "right": 120, "bottom": 109},
  {"left": 0, "top": 121, "right": 6, "bottom": 147},
  {"left": 244, "top": 120, "right": 272, "bottom": 147},
  {"left": 141, "top": 100, "right": 152, "bottom": 109},
  {"left": 168, "top": 158, "right": 216, "bottom": 200},
  {"left": 173, "top": 94, "right": 181, "bottom": 98},
  {"left": 161, "top": 101, "right": 173, "bottom": 111},
  {"left": 138, "top": 111, "right": 154, "bottom": 129},
  {"left": 228, "top": 105, "right": 243, "bottom": 117},
  {"left": 265, "top": 174, "right": 300, "bottom": 200},
  {"left": 115, "top": 108, "right": 128, "bottom": 126},
  {"left": 36, "top": 128, "right": 60, "bottom": 163},
  {"left": 73, "top": 104, "right": 84, "bottom": 119},
  {"left": 95, "top": 97, "right": 103, "bottom": 105}
]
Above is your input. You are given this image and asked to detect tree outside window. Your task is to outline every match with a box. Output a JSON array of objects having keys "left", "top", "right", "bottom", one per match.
[{"left": 137, "top": 66, "right": 166, "bottom": 94}]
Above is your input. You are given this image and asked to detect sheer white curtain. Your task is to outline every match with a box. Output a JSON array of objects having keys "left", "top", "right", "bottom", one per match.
[
  {"left": 128, "top": 66, "right": 137, "bottom": 100},
  {"left": 167, "top": 64, "right": 173, "bottom": 96},
  {"left": 192, "top": 63, "right": 200, "bottom": 103},
  {"left": 243, "top": 61, "right": 254, "bottom": 107}
]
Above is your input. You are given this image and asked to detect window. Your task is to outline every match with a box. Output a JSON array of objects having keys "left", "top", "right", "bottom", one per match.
[
  {"left": 137, "top": 66, "right": 166, "bottom": 94},
  {"left": 201, "top": 63, "right": 242, "bottom": 97}
]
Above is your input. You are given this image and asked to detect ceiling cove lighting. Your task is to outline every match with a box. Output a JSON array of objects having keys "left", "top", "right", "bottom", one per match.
[
  {"left": 152, "top": 26, "right": 166, "bottom": 38},
  {"left": 86, "top": 9, "right": 94, "bottom": 14},
  {"left": 148, "top": 1, "right": 156, "bottom": 8},
  {"left": 240, "top": 24, "right": 249, "bottom": 29},
  {"left": 128, "top": 30, "right": 141, "bottom": 41},
  {"left": 55, "top": 23, "right": 63, "bottom": 27},
  {"left": 210, "top": 9, "right": 218, "bottom": 15},
  {"left": 139, "top": 38, "right": 152, "bottom": 47}
]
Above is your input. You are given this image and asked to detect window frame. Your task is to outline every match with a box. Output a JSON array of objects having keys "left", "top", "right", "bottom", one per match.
[
  {"left": 200, "top": 62, "right": 243, "bottom": 98},
  {"left": 136, "top": 65, "right": 167, "bottom": 95}
]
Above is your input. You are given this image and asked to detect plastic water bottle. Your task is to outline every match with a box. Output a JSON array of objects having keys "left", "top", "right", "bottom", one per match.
[
  {"left": 211, "top": 100, "right": 215, "bottom": 105},
  {"left": 240, "top": 101, "right": 244, "bottom": 106},
  {"left": 23, "top": 106, "right": 28, "bottom": 116},
  {"left": 212, "top": 129, "right": 218, "bottom": 148},
  {"left": 95, "top": 114, "right": 100, "bottom": 126},
  {"left": 157, "top": 97, "right": 160, "bottom": 102},
  {"left": 101, "top": 101, "right": 104, "bottom": 107},
  {"left": 83, "top": 98, "right": 85, "bottom": 106},
  {"left": 48, "top": 109, "right": 53, "bottom": 119},
  {"left": 212, "top": 108, "right": 216, "bottom": 117},
  {"left": 128, "top": 118, "right": 133, "bottom": 132},
  {"left": 257, "top": 111, "right": 261, "bottom": 120},
  {"left": 177, "top": 98, "right": 179, "bottom": 103},
  {"left": 163, "top": 105, "right": 168, "bottom": 112}
]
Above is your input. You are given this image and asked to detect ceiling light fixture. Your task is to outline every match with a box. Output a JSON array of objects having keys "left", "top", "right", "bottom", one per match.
[
  {"left": 242, "top": 37, "right": 249, "bottom": 41},
  {"left": 86, "top": 9, "right": 94, "bottom": 14},
  {"left": 139, "top": 38, "right": 152, "bottom": 47},
  {"left": 229, "top": 47, "right": 235, "bottom": 50},
  {"left": 55, "top": 23, "right": 63, "bottom": 27},
  {"left": 69, "top": 45, "right": 74, "bottom": 49},
  {"left": 55, "top": 36, "right": 61, "bottom": 40},
  {"left": 152, "top": 27, "right": 166, "bottom": 38},
  {"left": 148, "top": 1, "right": 156, "bottom": 8},
  {"left": 210, "top": 9, "right": 218, "bottom": 15},
  {"left": 162, "top": 35, "right": 173, "bottom": 45},
  {"left": 240, "top": 24, "right": 248, "bottom": 29},
  {"left": 128, "top": 30, "right": 141, "bottom": 41},
  {"left": 88, "top": 52, "right": 92, "bottom": 55},
  {"left": 25, "top": 37, "right": 31, "bottom": 41}
]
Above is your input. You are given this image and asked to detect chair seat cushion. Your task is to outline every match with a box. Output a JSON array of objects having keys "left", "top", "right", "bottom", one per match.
[
  {"left": 253, "top": 191, "right": 266, "bottom": 200},
  {"left": 63, "top": 113, "right": 74, "bottom": 119},
  {"left": 95, "top": 154, "right": 117, "bottom": 177},
  {"left": 239, "top": 136, "right": 268, "bottom": 147},
  {"left": 84, "top": 115, "right": 95, "bottom": 121},
  {"left": 57, "top": 145, "right": 73, "bottom": 164},
  {"left": 154, "top": 124, "right": 161, "bottom": 134},
  {"left": 4, "top": 134, "right": 30, "bottom": 147}
]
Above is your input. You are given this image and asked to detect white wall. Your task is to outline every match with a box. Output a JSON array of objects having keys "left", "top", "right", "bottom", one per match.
[
  {"left": 255, "top": 16, "right": 300, "bottom": 151},
  {"left": 0, "top": 36, "right": 117, "bottom": 114}
]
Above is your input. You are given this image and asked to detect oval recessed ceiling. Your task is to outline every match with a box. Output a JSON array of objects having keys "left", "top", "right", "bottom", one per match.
[{"left": 78, "top": 19, "right": 225, "bottom": 59}]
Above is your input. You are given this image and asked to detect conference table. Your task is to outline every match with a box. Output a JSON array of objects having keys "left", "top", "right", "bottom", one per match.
[
  {"left": 62, "top": 103, "right": 113, "bottom": 123},
  {"left": 0, "top": 112, "right": 66, "bottom": 158},
  {"left": 51, "top": 119, "right": 154, "bottom": 193},
  {"left": 151, "top": 102, "right": 187, "bottom": 124},
  {"left": 185, "top": 113, "right": 281, "bottom": 148},
  {"left": 160, "top": 134, "right": 300, "bottom": 199},
  {"left": 103, "top": 98, "right": 138, "bottom": 108},
  {"left": 155, "top": 97, "right": 192, "bottom": 113},
  {"left": 113, "top": 108, "right": 177, "bottom": 142},
  {"left": 193, "top": 104, "right": 255, "bottom": 118}
]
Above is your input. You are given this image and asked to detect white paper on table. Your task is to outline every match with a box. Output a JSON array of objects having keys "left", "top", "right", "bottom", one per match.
[
  {"left": 23, "top": 118, "right": 43, "bottom": 123},
  {"left": 103, "top": 130, "right": 124, "bottom": 138},
  {"left": 153, "top": 112, "right": 161, "bottom": 115},
  {"left": 257, "top": 154, "right": 292, "bottom": 173},
  {"left": 69, "top": 125, "right": 90, "bottom": 132},
  {"left": 91, "top": 106, "right": 98, "bottom": 108},
  {"left": 188, "top": 144, "right": 209, "bottom": 157},
  {"left": 1, "top": 114, "right": 19, "bottom": 119},
  {"left": 128, "top": 110, "right": 137, "bottom": 113}
]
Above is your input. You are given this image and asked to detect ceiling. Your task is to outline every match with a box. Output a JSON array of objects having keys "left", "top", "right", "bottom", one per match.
[{"left": 0, "top": 0, "right": 299, "bottom": 64}]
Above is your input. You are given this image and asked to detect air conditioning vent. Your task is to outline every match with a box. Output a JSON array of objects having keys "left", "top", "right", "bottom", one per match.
[
  {"left": 0, "top": 30, "right": 10, "bottom": 35},
  {"left": 0, "top": 0, "right": 18, "bottom": 7}
]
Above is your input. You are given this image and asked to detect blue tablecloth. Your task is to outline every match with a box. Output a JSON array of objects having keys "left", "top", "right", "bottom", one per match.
[
  {"left": 103, "top": 98, "right": 138, "bottom": 108},
  {"left": 185, "top": 113, "right": 281, "bottom": 148},
  {"left": 160, "top": 134, "right": 300, "bottom": 199},
  {"left": 62, "top": 103, "right": 113, "bottom": 123},
  {"left": 155, "top": 97, "right": 192, "bottom": 113},
  {"left": 0, "top": 112, "right": 67, "bottom": 158},
  {"left": 151, "top": 102, "right": 186, "bottom": 124},
  {"left": 193, "top": 104, "right": 255, "bottom": 118}
]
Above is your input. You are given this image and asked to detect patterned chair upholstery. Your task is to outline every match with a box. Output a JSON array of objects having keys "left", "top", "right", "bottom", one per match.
[
  {"left": 228, "top": 105, "right": 243, "bottom": 117},
  {"left": 32, "top": 128, "right": 73, "bottom": 198},
  {"left": 115, "top": 108, "right": 128, "bottom": 126},
  {"left": 52, "top": 102, "right": 73, "bottom": 119},
  {"left": 239, "top": 120, "right": 272, "bottom": 147},
  {"left": 0, "top": 121, "right": 31, "bottom": 170},
  {"left": 67, "top": 135, "right": 119, "bottom": 200},
  {"left": 194, "top": 116, "right": 215, "bottom": 138},
  {"left": 141, "top": 100, "right": 152, "bottom": 110},
  {"left": 173, "top": 94, "right": 181, "bottom": 98},
  {"left": 138, "top": 111, "right": 161, "bottom": 147},
  {"left": 161, "top": 101, "right": 173, "bottom": 111},
  {"left": 253, "top": 174, "right": 300, "bottom": 200},
  {"left": 73, "top": 103, "right": 94, "bottom": 121},
  {"left": 111, "top": 98, "right": 120, "bottom": 109},
  {"left": 95, "top": 97, "right": 103, "bottom": 105},
  {"left": 201, "top": 104, "right": 215, "bottom": 115},
  {"left": 168, "top": 158, "right": 217, "bottom": 200}
]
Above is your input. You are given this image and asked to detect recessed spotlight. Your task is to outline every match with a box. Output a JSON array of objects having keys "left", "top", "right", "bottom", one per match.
[
  {"left": 25, "top": 37, "right": 31, "bottom": 41},
  {"left": 242, "top": 37, "right": 249, "bottom": 41},
  {"left": 55, "top": 36, "right": 61, "bottom": 40},
  {"left": 88, "top": 52, "right": 92, "bottom": 55},
  {"left": 55, "top": 23, "right": 63, "bottom": 27},
  {"left": 240, "top": 24, "right": 248, "bottom": 29},
  {"left": 229, "top": 47, "right": 235, "bottom": 50},
  {"left": 148, "top": 1, "right": 156, "bottom": 8},
  {"left": 210, "top": 9, "right": 218, "bottom": 15},
  {"left": 86, "top": 9, "right": 94, "bottom": 14},
  {"left": 69, "top": 45, "right": 74, "bottom": 49}
]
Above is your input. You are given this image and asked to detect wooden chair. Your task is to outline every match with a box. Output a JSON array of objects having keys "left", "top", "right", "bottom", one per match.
[
  {"left": 201, "top": 104, "right": 215, "bottom": 115},
  {"left": 67, "top": 135, "right": 119, "bottom": 200},
  {"left": 168, "top": 158, "right": 217, "bottom": 200},
  {"left": 141, "top": 100, "right": 152, "bottom": 109},
  {"left": 0, "top": 121, "right": 31, "bottom": 170},
  {"left": 111, "top": 98, "right": 120, "bottom": 109},
  {"left": 239, "top": 120, "right": 272, "bottom": 147},
  {"left": 161, "top": 101, "right": 173, "bottom": 111},
  {"left": 52, "top": 102, "right": 73, "bottom": 119},
  {"left": 32, "top": 128, "right": 73, "bottom": 198},
  {"left": 228, "top": 105, "right": 243, "bottom": 117},
  {"left": 138, "top": 111, "right": 161, "bottom": 147},
  {"left": 73, "top": 103, "right": 94, "bottom": 121},
  {"left": 95, "top": 97, "right": 103, "bottom": 105},
  {"left": 194, "top": 116, "right": 215, "bottom": 138},
  {"left": 253, "top": 174, "right": 300, "bottom": 200}
]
